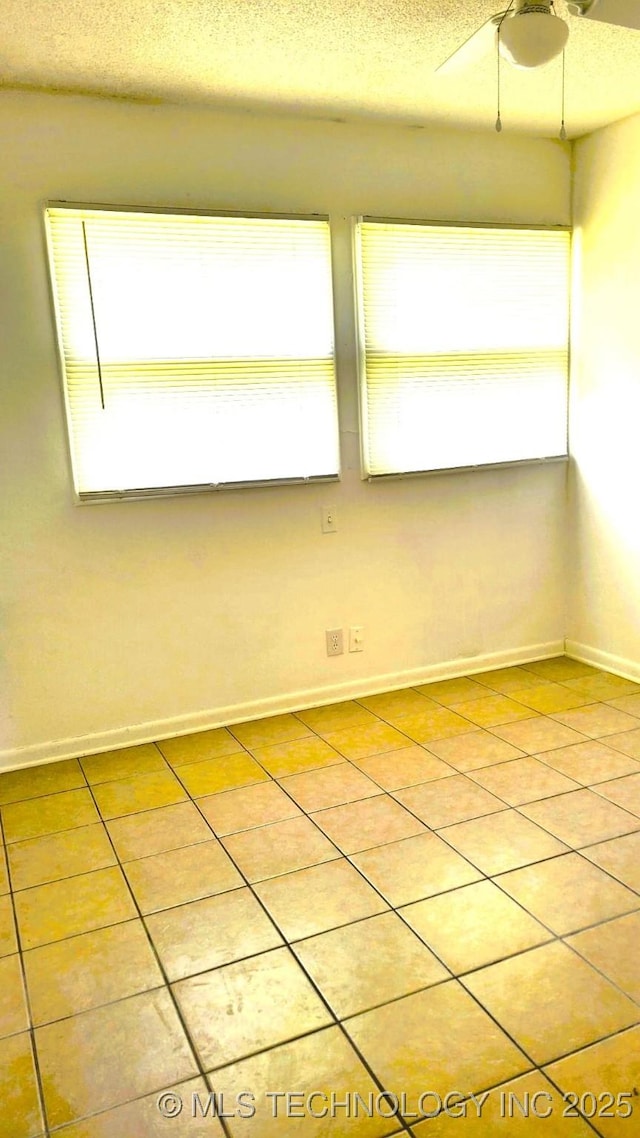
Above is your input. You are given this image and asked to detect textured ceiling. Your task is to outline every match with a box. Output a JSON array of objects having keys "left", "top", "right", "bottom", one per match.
[{"left": 2, "top": 0, "right": 640, "bottom": 137}]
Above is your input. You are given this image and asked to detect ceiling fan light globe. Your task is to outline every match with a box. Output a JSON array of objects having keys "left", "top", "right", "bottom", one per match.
[{"left": 499, "top": 11, "right": 569, "bottom": 67}]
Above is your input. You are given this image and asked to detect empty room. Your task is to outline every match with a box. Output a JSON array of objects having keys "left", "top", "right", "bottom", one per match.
[{"left": 1, "top": 0, "right": 640, "bottom": 1134}]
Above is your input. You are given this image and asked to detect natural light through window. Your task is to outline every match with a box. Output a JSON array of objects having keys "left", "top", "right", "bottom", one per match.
[
  {"left": 46, "top": 207, "right": 340, "bottom": 497},
  {"left": 356, "top": 220, "right": 571, "bottom": 476}
]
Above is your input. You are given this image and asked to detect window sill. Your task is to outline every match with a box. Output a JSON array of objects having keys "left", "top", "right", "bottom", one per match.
[
  {"left": 75, "top": 472, "right": 340, "bottom": 504},
  {"left": 363, "top": 455, "right": 569, "bottom": 481}
]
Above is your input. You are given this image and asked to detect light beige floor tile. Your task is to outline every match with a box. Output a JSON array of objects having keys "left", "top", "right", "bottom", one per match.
[
  {"left": 351, "top": 832, "right": 482, "bottom": 907},
  {"left": 0, "top": 759, "right": 85, "bottom": 806},
  {"left": 352, "top": 746, "right": 453, "bottom": 790},
  {"left": 106, "top": 801, "right": 212, "bottom": 862},
  {"left": 400, "top": 879, "right": 551, "bottom": 974},
  {"left": 539, "top": 741, "right": 640, "bottom": 786},
  {"left": 174, "top": 947, "right": 332, "bottom": 1069},
  {"left": 490, "top": 717, "right": 588, "bottom": 755},
  {"left": 0, "top": 896, "right": 18, "bottom": 957},
  {"left": 411, "top": 1071, "right": 595, "bottom": 1136},
  {"left": 36, "top": 989, "right": 197, "bottom": 1128},
  {"left": 230, "top": 714, "right": 312, "bottom": 749},
  {"left": 92, "top": 769, "right": 188, "bottom": 820},
  {"left": 211, "top": 1026, "right": 396, "bottom": 1138},
  {"left": 123, "top": 840, "right": 242, "bottom": 914},
  {"left": 322, "top": 721, "right": 412, "bottom": 760},
  {"left": 416, "top": 677, "right": 494, "bottom": 705},
  {"left": 0, "top": 955, "right": 29, "bottom": 1040},
  {"left": 463, "top": 941, "right": 640, "bottom": 1065},
  {"left": 391, "top": 707, "right": 471, "bottom": 745},
  {"left": 441, "top": 811, "right": 568, "bottom": 875},
  {"left": 146, "top": 887, "right": 283, "bottom": 982},
  {"left": 550, "top": 704, "right": 640, "bottom": 739},
  {"left": 222, "top": 816, "right": 338, "bottom": 883},
  {"left": 80, "top": 744, "right": 166, "bottom": 784},
  {"left": 604, "top": 727, "right": 640, "bottom": 759},
  {"left": 476, "top": 666, "right": 546, "bottom": 694},
  {"left": 468, "top": 757, "right": 579, "bottom": 806},
  {"left": 250, "top": 736, "right": 342, "bottom": 778},
  {"left": 606, "top": 693, "right": 640, "bottom": 718},
  {"left": 14, "top": 866, "right": 136, "bottom": 950},
  {"left": 497, "top": 852, "right": 639, "bottom": 935},
  {"left": 596, "top": 771, "right": 640, "bottom": 816},
  {"left": 0, "top": 1032, "right": 44, "bottom": 1138},
  {"left": 357, "top": 689, "right": 439, "bottom": 720},
  {"left": 384, "top": 710, "right": 464, "bottom": 734},
  {"left": 198, "top": 781, "right": 301, "bottom": 836},
  {"left": 157, "top": 727, "right": 246, "bottom": 767},
  {"left": 57, "top": 1078, "right": 222, "bottom": 1137},
  {"left": 520, "top": 789, "right": 640, "bottom": 848},
  {"left": 564, "top": 674, "right": 640, "bottom": 700},
  {"left": 452, "top": 696, "right": 534, "bottom": 729},
  {"left": 544, "top": 1026, "right": 640, "bottom": 1138},
  {"left": 2, "top": 788, "right": 99, "bottom": 844},
  {"left": 345, "top": 982, "right": 530, "bottom": 1119},
  {"left": 296, "top": 701, "right": 379, "bottom": 732},
  {"left": 254, "top": 858, "right": 389, "bottom": 941},
  {"left": 312, "top": 795, "right": 426, "bottom": 854},
  {"left": 0, "top": 847, "right": 8, "bottom": 894},
  {"left": 580, "top": 830, "right": 640, "bottom": 891},
  {"left": 521, "top": 657, "right": 598, "bottom": 682},
  {"left": 425, "top": 731, "right": 526, "bottom": 772},
  {"left": 508, "top": 683, "right": 591, "bottom": 714},
  {"left": 24, "top": 919, "right": 163, "bottom": 1025},
  {"left": 293, "top": 911, "right": 448, "bottom": 1018},
  {"left": 395, "top": 775, "right": 506, "bottom": 829},
  {"left": 177, "top": 753, "right": 269, "bottom": 797},
  {"left": 278, "top": 763, "right": 379, "bottom": 812},
  {"left": 567, "top": 911, "right": 640, "bottom": 1003},
  {"left": 7, "top": 824, "right": 116, "bottom": 891}
]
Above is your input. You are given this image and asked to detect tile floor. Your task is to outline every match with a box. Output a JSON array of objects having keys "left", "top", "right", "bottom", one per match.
[{"left": 1, "top": 657, "right": 640, "bottom": 1136}]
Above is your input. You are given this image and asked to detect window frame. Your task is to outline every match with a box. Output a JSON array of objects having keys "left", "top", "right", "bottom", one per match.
[
  {"left": 44, "top": 201, "right": 342, "bottom": 504},
  {"left": 353, "top": 215, "right": 572, "bottom": 481}
]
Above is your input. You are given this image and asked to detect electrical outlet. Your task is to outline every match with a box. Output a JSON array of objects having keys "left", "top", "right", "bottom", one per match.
[
  {"left": 325, "top": 628, "right": 344, "bottom": 656},
  {"left": 321, "top": 506, "right": 337, "bottom": 533},
  {"left": 349, "top": 625, "right": 364, "bottom": 652}
]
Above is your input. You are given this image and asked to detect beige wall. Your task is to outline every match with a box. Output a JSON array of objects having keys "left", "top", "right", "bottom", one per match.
[
  {"left": 0, "top": 90, "right": 570, "bottom": 766},
  {"left": 568, "top": 112, "right": 640, "bottom": 677}
]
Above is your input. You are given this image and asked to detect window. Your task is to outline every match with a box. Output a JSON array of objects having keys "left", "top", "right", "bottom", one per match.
[
  {"left": 45, "top": 206, "right": 340, "bottom": 499},
  {"left": 355, "top": 219, "right": 571, "bottom": 477}
]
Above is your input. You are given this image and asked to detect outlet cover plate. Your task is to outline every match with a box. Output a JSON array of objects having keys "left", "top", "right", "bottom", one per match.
[{"left": 326, "top": 628, "right": 344, "bottom": 656}]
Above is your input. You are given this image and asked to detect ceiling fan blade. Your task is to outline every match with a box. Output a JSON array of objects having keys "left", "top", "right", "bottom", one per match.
[
  {"left": 436, "top": 11, "right": 510, "bottom": 73},
  {"left": 568, "top": 0, "right": 640, "bottom": 28}
]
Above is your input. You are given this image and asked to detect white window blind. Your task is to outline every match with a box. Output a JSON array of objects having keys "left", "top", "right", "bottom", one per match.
[
  {"left": 356, "top": 220, "right": 571, "bottom": 476},
  {"left": 45, "top": 206, "right": 340, "bottom": 498}
]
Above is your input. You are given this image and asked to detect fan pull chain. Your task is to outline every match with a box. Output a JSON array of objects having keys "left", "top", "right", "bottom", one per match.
[
  {"left": 494, "top": 2, "right": 513, "bottom": 133},
  {"left": 496, "top": 29, "right": 502, "bottom": 131},
  {"left": 559, "top": 49, "right": 567, "bottom": 139}
]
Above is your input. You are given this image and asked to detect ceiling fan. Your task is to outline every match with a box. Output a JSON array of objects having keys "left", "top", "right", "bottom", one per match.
[{"left": 437, "top": 0, "right": 640, "bottom": 71}]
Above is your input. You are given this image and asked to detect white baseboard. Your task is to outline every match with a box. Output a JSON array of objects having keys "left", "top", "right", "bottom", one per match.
[
  {"left": 565, "top": 640, "right": 640, "bottom": 683},
  {"left": 0, "top": 638, "right": 564, "bottom": 773}
]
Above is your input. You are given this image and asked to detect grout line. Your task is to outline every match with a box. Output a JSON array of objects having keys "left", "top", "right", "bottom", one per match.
[
  {"left": 43, "top": 1076, "right": 217, "bottom": 1136},
  {"left": 67, "top": 779, "right": 235, "bottom": 1138},
  {"left": 0, "top": 768, "right": 91, "bottom": 809},
  {"left": 1, "top": 810, "right": 51, "bottom": 1138},
  {"left": 16, "top": 885, "right": 640, "bottom": 1039},
  {"left": 165, "top": 765, "right": 416, "bottom": 1135},
  {"left": 164, "top": 746, "right": 509, "bottom": 1137},
  {"left": 164, "top": 769, "right": 353, "bottom": 1059},
  {"left": 537, "top": 1022, "right": 640, "bottom": 1138},
  {"left": 3, "top": 664, "right": 640, "bottom": 1137},
  {"left": 496, "top": 745, "right": 640, "bottom": 788},
  {"left": 169, "top": 719, "right": 640, "bottom": 1134}
]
